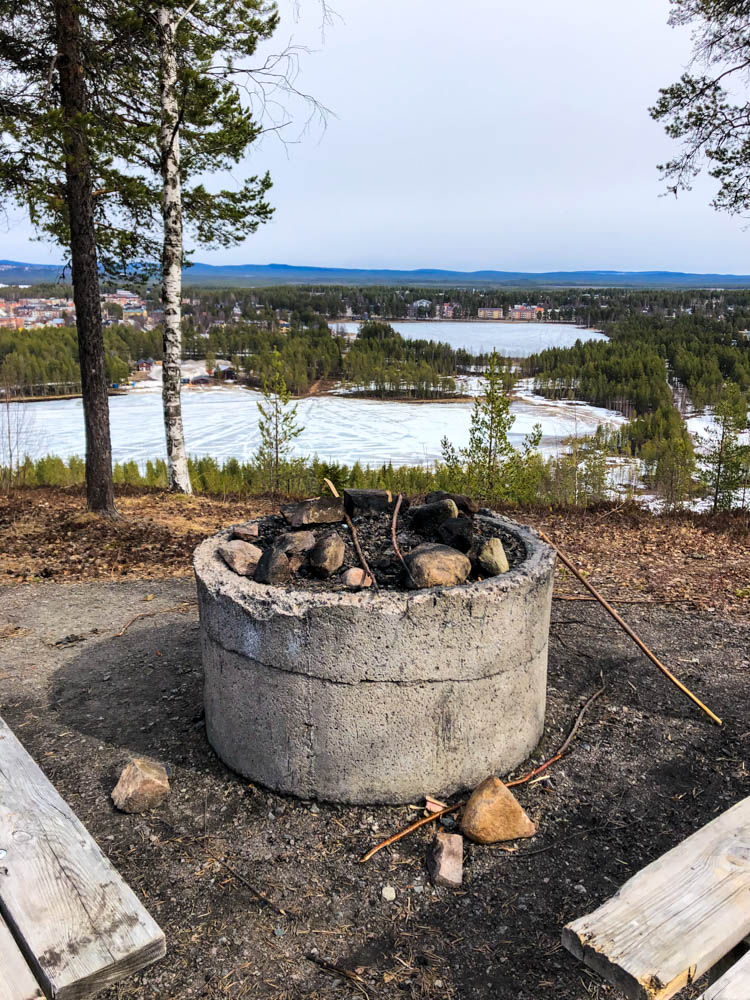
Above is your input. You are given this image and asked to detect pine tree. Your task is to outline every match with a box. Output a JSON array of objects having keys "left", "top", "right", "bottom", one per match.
[
  {"left": 651, "top": 1, "right": 750, "bottom": 216},
  {"left": 700, "top": 382, "right": 748, "bottom": 512},
  {"left": 255, "top": 350, "right": 303, "bottom": 492},
  {"left": 440, "top": 350, "right": 541, "bottom": 501},
  {"left": 0, "top": 0, "right": 125, "bottom": 514}
]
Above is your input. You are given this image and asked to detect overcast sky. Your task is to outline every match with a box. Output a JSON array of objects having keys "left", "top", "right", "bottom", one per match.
[{"left": 8, "top": 0, "right": 750, "bottom": 273}]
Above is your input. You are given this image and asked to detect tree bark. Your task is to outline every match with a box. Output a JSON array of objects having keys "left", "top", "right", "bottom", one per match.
[
  {"left": 54, "top": 0, "right": 117, "bottom": 515},
  {"left": 158, "top": 7, "right": 192, "bottom": 493}
]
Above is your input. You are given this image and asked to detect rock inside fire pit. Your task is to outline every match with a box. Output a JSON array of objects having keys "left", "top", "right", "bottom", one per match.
[
  {"left": 220, "top": 489, "right": 521, "bottom": 592},
  {"left": 195, "top": 495, "right": 556, "bottom": 804}
]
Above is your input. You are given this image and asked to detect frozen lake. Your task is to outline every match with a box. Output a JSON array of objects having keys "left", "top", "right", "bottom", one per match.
[
  {"left": 18, "top": 382, "right": 626, "bottom": 469},
  {"left": 332, "top": 320, "right": 608, "bottom": 356}
]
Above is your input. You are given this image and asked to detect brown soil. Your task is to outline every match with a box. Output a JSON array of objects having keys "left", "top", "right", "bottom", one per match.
[
  {"left": 1, "top": 488, "right": 749, "bottom": 616},
  {"left": 0, "top": 489, "right": 749, "bottom": 998}
]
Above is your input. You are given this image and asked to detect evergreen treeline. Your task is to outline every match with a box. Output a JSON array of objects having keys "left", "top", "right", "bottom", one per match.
[
  {"left": 525, "top": 315, "right": 750, "bottom": 414},
  {"left": 0, "top": 325, "right": 162, "bottom": 392},
  {"left": 181, "top": 283, "right": 750, "bottom": 325},
  {"left": 185, "top": 319, "right": 481, "bottom": 397}
]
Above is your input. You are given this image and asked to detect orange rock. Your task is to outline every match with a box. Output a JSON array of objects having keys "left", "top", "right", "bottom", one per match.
[
  {"left": 112, "top": 758, "right": 170, "bottom": 813},
  {"left": 460, "top": 775, "right": 536, "bottom": 844}
]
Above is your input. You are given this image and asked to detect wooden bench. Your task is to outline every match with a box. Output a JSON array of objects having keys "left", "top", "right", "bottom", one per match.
[
  {"left": 562, "top": 795, "right": 750, "bottom": 1000},
  {"left": 0, "top": 715, "right": 165, "bottom": 999}
]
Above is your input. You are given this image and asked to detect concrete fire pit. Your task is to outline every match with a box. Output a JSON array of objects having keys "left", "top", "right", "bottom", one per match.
[{"left": 194, "top": 512, "right": 556, "bottom": 804}]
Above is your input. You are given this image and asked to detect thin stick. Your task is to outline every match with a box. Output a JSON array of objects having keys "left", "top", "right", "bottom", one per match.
[
  {"left": 391, "top": 493, "right": 416, "bottom": 586},
  {"left": 343, "top": 509, "right": 379, "bottom": 592},
  {"left": 306, "top": 955, "right": 370, "bottom": 999},
  {"left": 360, "top": 681, "right": 606, "bottom": 863},
  {"left": 540, "top": 529, "right": 722, "bottom": 726},
  {"left": 359, "top": 802, "right": 463, "bottom": 863},
  {"left": 205, "top": 853, "right": 289, "bottom": 917},
  {"left": 553, "top": 595, "right": 691, "bottom": 605},
  {"left": 505, "top": 679, "right": 606, "bottom": 787},
  {"left": 114, "top": 601, "right": 196, "bottom": 637},
  {"left": 323, "top": 477, "right": 379, "bottom": 590}
]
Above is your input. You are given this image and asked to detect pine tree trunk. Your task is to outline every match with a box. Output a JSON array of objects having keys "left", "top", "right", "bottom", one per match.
[
  {"left": 158, "top": 7, "right": 192, "bottom": 493},
  {"left": 54, "top": 0, "right": 117, "bottom": 515}
]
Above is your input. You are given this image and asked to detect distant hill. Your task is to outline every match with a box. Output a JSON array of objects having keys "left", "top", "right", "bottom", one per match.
[
  {"left": 182, "top": 262, "right": 750, "bottom": 288},
  {"left": 3, "top": 258, "right": 750, "bottom": 289},
  {"left": 0, "top": 260, "right": 67, "bottom": 285}
]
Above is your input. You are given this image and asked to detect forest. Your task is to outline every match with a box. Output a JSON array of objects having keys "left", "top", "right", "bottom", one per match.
[
  {"left": 524, "top": 314, "right": 750, "bottom": 414},
  {"left": 0, "top": 317, "right": 480, "bottom": 399}
]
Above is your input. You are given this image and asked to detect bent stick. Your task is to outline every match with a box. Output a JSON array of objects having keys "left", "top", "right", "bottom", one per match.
[{"left": 538, "top": 529, "right": 722, "bottom": 726}]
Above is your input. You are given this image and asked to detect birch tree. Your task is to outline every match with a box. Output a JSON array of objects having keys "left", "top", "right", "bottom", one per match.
[
  {"left": 157, "top": 6, "right": 191, "bottom": 491},
  {"left": 109, "top": 0, "right": 315, "bottom": 493}
]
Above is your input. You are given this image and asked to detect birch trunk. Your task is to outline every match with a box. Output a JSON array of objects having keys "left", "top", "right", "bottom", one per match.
[
  {"left": 54, "top": 0, "right": 118, "bottom": 515},
  {"left": 158, "top": 7, "right": 192, "bottom": 493}
]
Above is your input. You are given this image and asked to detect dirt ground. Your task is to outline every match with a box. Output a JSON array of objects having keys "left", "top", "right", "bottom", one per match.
[
  {"left": 2, "top": 487, "right": 749, "bottom": 617},
  {"left": 0, "top": 489, "right": 749, "bottom": 999}
]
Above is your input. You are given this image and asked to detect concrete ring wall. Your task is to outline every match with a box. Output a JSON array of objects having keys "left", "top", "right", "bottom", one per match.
[{"left": 194, "top": 512, "right": 556, "bottom": 804}]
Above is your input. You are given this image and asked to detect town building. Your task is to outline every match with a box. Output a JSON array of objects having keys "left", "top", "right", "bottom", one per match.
[
  {"left": 407, "top": 298, "right": 432, "bottom": 318},
  {"left": 102, "top": 289, "right": 143, "bottom": 308},
  {"left": 510, "top": 304, "right": 544, "bottom": 321},
  {"left": 477, "top": 306, "right": 504, "bottom": 320}
]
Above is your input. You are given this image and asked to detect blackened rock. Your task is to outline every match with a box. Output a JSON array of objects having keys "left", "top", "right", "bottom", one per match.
[
  {"left": 280, "top": 497, "right": 344, "bottom": 527},
  {"left": 309, "top": 531, "right": 345, "bottom": 578},
  {"left": 273, "top": 530, "right": 317, "bottom": 556},
  {"left": 438, "top": 516, "right": 473, "bottom": 553},
  {"left": 409, "top": 499, "right": 459, "bottom": 534},
  {"left": 425, "top": 490, "right": 479, "bottom": 515},
  {"left": 404, "top": 543, "right": 471, "bottom": 589},
  {"left": 343, "top": 488, "right": 407, "bottom": 517},
  {"left": 254, "top": 548, "right": 291, "bottom": 585}
]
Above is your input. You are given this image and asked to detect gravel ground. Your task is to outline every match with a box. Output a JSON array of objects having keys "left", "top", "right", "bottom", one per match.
[{"left": 0, "top": 575, "right": 748, "bottom": 999}]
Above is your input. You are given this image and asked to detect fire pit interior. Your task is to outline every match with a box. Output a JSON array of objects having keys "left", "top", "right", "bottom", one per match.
[{"left": 194, "top": 490, "right": 556, "bottom": 804}]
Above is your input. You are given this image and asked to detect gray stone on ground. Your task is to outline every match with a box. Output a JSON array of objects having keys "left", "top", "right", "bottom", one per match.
[
  {"left": 477, "top": 537, "right": 510, "bottom": 576},
  {"left": 438, "top": 516, "right": 473, "bottom": 553},
  {"left": 112, "top": 758, "right": 170, "bottom": 813},
  {"left": 218, "top": 539, "right": 263, "bottom": 576},
  {"left": 405, "top": 543, "right": 471, "bottom": 588},
  {"left": 342, "top": 567, "right": 372, "bottom": 589},
  {"left": 273, "top": 530, "right": 317, "bottom": 556},
  {"left": 381, "top": 885, "right": 396, "bottom": 902},
  {"left": 409, "top": 499, "right": 460, "bottom": 534},
  {"left": 309, "top": 531, "right": 345, "bottom": 578},
  {"left": 280, "top": 497, "right": 344, "bottom": 527},
  {"left": 254, "top": 548, "right": 291, "bottom": 585},
  {"left": 425, "top": 490, "right": 479, "bottom": 514},
  {"left": 427, "top": 830, "right": 463, "bottom": 887},
  {"left": 232, "top": 522, "right": 259, "bottom": 541}
]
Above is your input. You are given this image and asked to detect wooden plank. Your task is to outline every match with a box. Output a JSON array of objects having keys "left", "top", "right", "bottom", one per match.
[
  {"left": 0, "top": 915, "right": 43, "bottom": 1000},
  {"left": 0, "top": 715, "right": 165, "bottom": 999},
  {"left": 562, "top": 795, "right": 750, "bottom": 1000},
  {"left": 700, "top": 947, "right": 750, "bottom": 999},
  {"left": 708, "top": 937, "right": 750, "bottom": 987}
]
